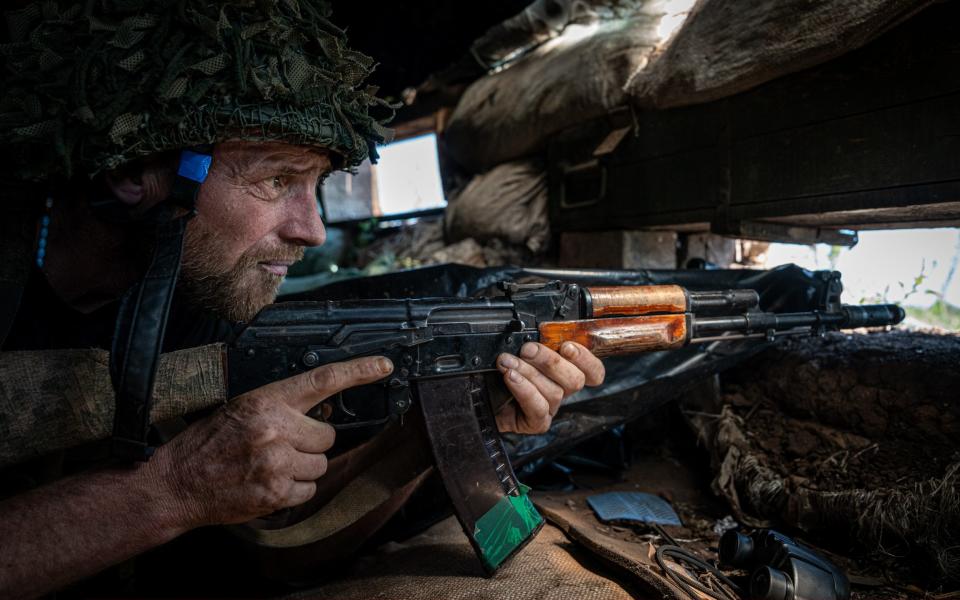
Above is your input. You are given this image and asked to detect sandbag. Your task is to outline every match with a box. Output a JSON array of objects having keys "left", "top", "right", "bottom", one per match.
[
  {"left": 626, "top": 0, "right": 934, "bottom": 108},
  {"left": 445, "top": 160, "right": 550, "bottom": 253},
  {"left": 470, "top": 0, "right": 611, "bottom": 70},
  {"left": 444, "top": 3, "right": 676, "bottom": 173},
  {"left": 291, "top": 517, "right": 637, "bottom": 599}
]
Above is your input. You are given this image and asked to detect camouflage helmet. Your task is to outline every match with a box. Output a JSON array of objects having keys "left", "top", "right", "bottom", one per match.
[{"left": 0, "top": 0, "right": 393, "bottom": 183}]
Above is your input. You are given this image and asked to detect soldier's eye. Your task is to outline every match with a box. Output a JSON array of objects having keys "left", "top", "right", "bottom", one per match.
[{"left": 271, "top": 175, "right": 286, "bottom": 189}]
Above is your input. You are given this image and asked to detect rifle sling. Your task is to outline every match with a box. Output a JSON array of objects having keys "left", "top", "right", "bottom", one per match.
[
  {"left": 229, "top": 440, "right": 432, "bottom": 548},
  {"left": 109, "top": 151, "right": 209, "bottom": 462},
  {"left": 228, "top": 413, "right": 436, "bottom": 580},
  {"left": 0, "top": 195, "right": 41, "bottom": 349},
  {"left": 109, "top": 207, "right": 192, "bottom": 461}
]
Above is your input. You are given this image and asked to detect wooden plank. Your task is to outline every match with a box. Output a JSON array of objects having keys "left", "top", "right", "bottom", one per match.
[
  {"left": 548, "top": 2, "right": 960, "bottom": 234},
  {"left": 731, "top": 93, "right": 960, "bottom": 203},
  {"left": 729, "top": 3, "right": 960, "bottom": 137}
]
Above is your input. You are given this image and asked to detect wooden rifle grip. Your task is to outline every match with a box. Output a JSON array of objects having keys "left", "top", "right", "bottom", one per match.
[{"left": 539, "top": 315, "right": 689, "bottom": 358}]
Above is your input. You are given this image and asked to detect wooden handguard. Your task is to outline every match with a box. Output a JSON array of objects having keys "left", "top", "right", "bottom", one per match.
[
  {"left": 584, "top": 285, "right": 687, "bottom": 317},
  {"left": 539, "top": 315, "right": 689, "bottom": 358}
]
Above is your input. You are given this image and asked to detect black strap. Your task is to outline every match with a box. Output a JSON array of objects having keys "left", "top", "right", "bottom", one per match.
[
  {"left": 110, "top": 150, "right": 210, "bottom": 462},
  {"left": 109, "top": 207, "right": 192, "bottom": 460},
  {"left": 0, "top": 195, "right": 41, "bottom": 349},
  {"left": 0, "top": 282, "right": 25, "bottom": 349}
]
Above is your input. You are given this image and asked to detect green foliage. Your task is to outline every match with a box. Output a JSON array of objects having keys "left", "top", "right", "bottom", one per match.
[
  {"left": 355, "top": 218, "right": 380, "bottom": 247},
  {"left": 858, "top": 260, "right": 932, "bottom": 305},
  {"left": 827, "top": 245, "right": 842, "bottom": 270},
  {"left": 852, "top": 257, "right": 960, "bottom": 330},
  {"left": 906, "top": 299, "right": 960, "bottom": 331}
]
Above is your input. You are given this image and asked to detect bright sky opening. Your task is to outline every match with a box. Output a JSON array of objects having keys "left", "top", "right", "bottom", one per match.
[{"left": 765, "top": 228, "right": 960, "bottom": 308}]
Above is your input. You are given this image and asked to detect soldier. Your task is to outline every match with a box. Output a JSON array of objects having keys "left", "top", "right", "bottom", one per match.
[{"left": 0, "top": 1, "right": 604, "bottom": 596}]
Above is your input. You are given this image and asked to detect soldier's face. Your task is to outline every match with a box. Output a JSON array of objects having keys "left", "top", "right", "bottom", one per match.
[{"left": 179, "top": 141, "right": 331, "bottom": 321}]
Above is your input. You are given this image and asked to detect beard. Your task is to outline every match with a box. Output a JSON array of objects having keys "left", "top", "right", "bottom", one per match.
[{"left": 179, "top": 222, "right": 304, "bottom": 322}]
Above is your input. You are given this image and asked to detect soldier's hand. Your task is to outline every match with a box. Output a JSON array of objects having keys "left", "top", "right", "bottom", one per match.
[
  {"left": 495, "top": 341, "right": 604, "bottom": 434},
  {"left": 153, "top": 356, "right": 393, "bottom": 527}
]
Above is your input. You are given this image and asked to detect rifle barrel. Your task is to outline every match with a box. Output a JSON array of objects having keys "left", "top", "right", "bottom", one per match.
[{"left": 691, "top": 304, "right": 904, "bottom": 339}]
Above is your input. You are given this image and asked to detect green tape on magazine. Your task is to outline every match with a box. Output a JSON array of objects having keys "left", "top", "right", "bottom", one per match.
[{"left": 473, "top": 484, "right": 544, "bottom": 571}]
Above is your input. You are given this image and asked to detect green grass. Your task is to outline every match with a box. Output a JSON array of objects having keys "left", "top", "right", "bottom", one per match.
[{"left": 905, "top": 299, "right": 960, "bottom": 331}]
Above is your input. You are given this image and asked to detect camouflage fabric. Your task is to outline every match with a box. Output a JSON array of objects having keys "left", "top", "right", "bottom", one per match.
[{"left": 0, "top": 0, "right": 393, "bottom": 182}]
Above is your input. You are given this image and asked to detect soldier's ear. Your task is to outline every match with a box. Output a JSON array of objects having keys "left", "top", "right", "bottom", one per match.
[
  {"left": 103, "top": 156, "right": 175, "bottom": 209},
  {"left": 103, "top": 169, "right": 145, "bottom": 206}
]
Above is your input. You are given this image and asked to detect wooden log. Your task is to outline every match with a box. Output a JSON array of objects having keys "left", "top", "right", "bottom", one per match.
[{"left": 626, "top": 0, "right": 934, "bottom": 109}]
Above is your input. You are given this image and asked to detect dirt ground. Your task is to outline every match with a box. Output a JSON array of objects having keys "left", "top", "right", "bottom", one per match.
[
  {"left": 527, "top": 330, "right": 960, "bottom": 597},
  {"left": 702, "top": 331, "right": 960, "bottom": 592}
]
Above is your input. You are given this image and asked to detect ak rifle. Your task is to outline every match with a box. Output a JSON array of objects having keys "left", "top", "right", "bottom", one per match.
[{"left": 228, "top": 279, "right": 903, "bottom": 574}]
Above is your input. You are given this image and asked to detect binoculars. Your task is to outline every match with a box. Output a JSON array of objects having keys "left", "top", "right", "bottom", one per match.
[{"left": 719, "top": 529, "right": 850, "bottom": 600}]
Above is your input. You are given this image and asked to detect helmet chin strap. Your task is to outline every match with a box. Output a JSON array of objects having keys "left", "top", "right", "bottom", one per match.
[{"left": 109, "top": 149, "right": 212, "bottom": 462}]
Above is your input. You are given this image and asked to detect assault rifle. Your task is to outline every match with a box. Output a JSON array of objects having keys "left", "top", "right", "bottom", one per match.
[{"left": 227, "top": 279, "right": 904, "bottom": 574}]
